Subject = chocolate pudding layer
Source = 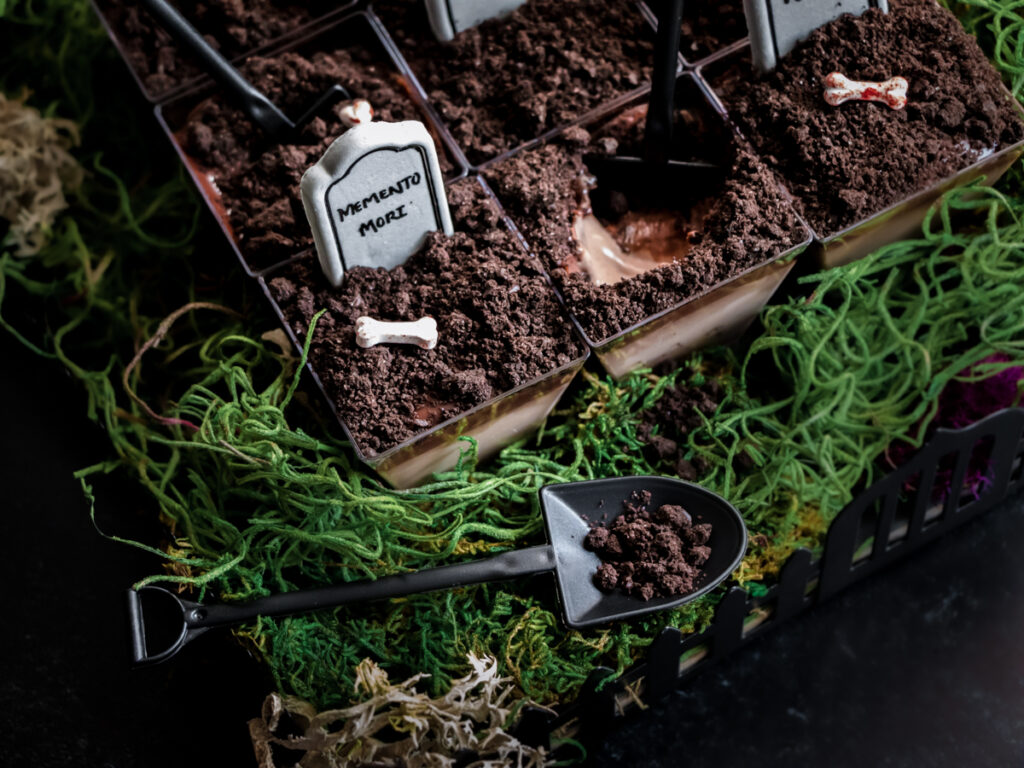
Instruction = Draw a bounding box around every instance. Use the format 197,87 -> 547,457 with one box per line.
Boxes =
97,0 -> 337,98
373,0 -> 655,165
266,178 -> 585,456
178,36 -> 454,271
714,0 -> 1024,237
485,108 -> 806,344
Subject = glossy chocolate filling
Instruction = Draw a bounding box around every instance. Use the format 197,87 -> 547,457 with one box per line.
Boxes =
569,169 -> 711,287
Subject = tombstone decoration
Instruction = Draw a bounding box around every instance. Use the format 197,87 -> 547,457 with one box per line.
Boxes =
743,0 -> 889,72
301,120 -> 453,287
424,0 -> 528,42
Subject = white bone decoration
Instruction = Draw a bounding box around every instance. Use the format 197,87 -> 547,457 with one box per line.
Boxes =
301,120 -> 453,287
743,0 -> 889,72
355,316 -> 439,350
424,0 -> 528,42
338,98 -> 374,128
823,72 -> 908,110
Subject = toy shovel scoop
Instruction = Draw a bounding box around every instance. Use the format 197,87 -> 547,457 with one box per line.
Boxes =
127,476 -> 747,665
590,0 -> 720,190
139,0 -> 349,140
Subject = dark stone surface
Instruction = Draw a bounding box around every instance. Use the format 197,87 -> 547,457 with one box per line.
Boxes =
0,326 -> 269,766
2,325 -> 1022,766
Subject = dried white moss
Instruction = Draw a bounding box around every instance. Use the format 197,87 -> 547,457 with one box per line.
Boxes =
249,654 -> 554,768
0,91 -> 83,256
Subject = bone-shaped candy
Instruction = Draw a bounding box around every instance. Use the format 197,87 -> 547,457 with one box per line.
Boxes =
355,316 -> 438,350
823,72 -> 908,110
338,98 -> 374,128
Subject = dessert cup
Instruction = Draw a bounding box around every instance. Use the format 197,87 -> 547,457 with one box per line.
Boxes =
703,0 -> 1024,268
90,0 -> 357,103
370,0 -> 659,168
486,73 -> 811,379
155,10 -> 466,276
260,176 -> 589,489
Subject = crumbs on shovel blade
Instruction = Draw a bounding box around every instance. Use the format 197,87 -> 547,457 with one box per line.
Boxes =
584,490 -> 712,601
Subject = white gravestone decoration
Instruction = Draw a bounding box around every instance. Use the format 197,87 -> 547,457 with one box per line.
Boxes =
743,0 -> 889,72
301,120 -> 453,287
424,0 -> 528,42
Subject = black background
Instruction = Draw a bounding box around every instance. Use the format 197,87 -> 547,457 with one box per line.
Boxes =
3,328 -> 1024,767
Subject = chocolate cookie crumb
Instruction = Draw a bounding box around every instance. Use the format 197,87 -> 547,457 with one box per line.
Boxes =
676,0 -> 747,63
584,491 -> 712,600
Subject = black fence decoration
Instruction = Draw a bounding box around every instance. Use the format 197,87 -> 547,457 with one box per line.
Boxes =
820,407 -> 1024,600
525,407 -> 1024,753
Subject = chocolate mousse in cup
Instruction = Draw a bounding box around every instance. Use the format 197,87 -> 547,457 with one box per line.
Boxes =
261,177 -> 589,490
155,11 -> 465,276
370,0 -> 657,168
704,0 -> 1024,269
486,73 -> 811,380
91,0 -> 358,103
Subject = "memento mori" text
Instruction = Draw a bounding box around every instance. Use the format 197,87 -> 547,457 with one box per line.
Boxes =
335,172 -> 422,237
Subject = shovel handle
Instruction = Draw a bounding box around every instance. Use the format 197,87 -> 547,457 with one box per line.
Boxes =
204,544 -> 557,625
138,0 -> 294,137
127,545 -> 556,665
645,0 -> 685,167
127,586 -> 210,666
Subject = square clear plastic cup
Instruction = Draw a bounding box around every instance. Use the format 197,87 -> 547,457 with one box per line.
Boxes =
153,9 -> 467,277
487,72 -> 812,380
701,46 -> 1024,269
350,356 -> 586,489
258,176 -> 589,489
584,72 -> 814,381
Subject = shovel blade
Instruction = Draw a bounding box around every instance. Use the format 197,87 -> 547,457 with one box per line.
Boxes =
584,155 -> 724,200
540,476 -> 747,629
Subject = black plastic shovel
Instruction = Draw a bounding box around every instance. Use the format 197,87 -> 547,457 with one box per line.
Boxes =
590,0 -> 720,189
139,0 -> 350,140
128,476 -> 747,666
